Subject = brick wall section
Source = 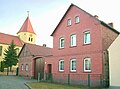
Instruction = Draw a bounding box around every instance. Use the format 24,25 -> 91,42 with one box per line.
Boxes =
18,56 -> 33,77
101,25 -> 119,50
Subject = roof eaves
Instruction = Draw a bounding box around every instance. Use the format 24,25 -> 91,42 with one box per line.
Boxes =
100,21 -> 119,34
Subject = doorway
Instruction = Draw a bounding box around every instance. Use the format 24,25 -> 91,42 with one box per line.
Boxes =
46,64 -> 52,80
34,58 -> 44,79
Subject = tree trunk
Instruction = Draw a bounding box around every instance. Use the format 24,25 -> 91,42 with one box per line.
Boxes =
7,67 -> 9,76
10,66 -> 12,72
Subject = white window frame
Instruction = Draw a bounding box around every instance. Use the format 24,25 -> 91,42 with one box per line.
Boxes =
70,34 -> 76,47
75,16 -> 80,23
59,37 -> 64,48
84,58 -> 91,72
70,59 -> 76,72
25,64 -> 28,71
21,64 -> 24,70
84,31 -> 91,44
59,60 -> 64,72
67,19 -> 71,26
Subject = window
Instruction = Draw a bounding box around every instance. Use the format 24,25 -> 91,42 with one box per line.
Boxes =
75,16 -> 80,23
70,34 -> 76,47
0,46 -> 2,56
25,64 -> 28,71
59,37 -> 64,48
31,38 -> 33,42
70,59 -> 76,72
28,37 -> 31,41
21,64 -> 24,70
84,58 -> 91,72
59,60 -> 64,71
67,19 -> 71,26
84,31 -> 91,44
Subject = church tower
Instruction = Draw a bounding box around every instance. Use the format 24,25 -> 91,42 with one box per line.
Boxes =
17,14 -> 36,44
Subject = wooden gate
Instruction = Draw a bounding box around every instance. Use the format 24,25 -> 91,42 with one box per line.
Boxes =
34,58 -> 44,79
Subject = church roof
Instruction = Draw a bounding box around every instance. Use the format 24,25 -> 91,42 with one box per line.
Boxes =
0,32 -> 23,46
17,16 -> 36,34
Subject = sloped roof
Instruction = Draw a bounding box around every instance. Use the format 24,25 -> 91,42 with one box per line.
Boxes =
0,32 -> 23,46
20,43 -> 52,57
17,16 -> 36,34
51,3 -> 119,36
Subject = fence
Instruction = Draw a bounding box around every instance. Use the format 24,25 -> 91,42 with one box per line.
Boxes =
38,73 -> 103,87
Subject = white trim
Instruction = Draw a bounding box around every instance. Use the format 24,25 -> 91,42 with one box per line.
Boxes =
75,16 -> 80,23
70,34 -> 76,47
59,60 -> 64,72
59,37 -> 65,48
70,59 -> 76,72
67,19 -> 71,26
25,64 -> 28,71
21,64 -> 24,71
84,58 -> 91,72
84,31 -> 91,44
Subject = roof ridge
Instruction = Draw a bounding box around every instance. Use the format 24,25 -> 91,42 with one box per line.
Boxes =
25,43 -> 52,49
0,32 -> 18,38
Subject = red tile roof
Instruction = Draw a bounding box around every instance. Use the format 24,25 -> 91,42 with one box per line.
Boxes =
17,16 -> 36,34
0,32 -> 23,46
20,43 -> 52,57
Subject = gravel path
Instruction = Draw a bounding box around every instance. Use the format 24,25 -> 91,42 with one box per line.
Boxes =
0,75 -> 37,89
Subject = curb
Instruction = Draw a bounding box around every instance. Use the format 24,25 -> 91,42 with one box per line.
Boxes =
24,83 -> 32,89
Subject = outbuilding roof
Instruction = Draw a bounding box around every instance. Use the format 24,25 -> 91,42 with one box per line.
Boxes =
19,43 -> 52,57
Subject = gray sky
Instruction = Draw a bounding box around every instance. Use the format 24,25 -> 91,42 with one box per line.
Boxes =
0,0 -> 120,47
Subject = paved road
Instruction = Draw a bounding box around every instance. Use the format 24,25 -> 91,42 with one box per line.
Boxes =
0,75 -> 37,89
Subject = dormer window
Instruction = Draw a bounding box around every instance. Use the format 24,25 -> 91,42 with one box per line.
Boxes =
67,19 -> 71,26
75,16 -> 80,23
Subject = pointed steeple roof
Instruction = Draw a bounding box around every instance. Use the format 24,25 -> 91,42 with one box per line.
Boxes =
17,16 -> 36,34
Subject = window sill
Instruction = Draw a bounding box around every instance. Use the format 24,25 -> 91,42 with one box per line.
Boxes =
70,70 -> 77,73
75,22 -> 80,24
83,43 -> 91,46
59,48 -> 64,50
59,70 -> 64,73
83,70 -> 91,73
70,46 -> 77,48
67,25 -> 71,27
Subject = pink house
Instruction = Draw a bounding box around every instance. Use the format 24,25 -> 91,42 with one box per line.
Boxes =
44,4 -> 119,86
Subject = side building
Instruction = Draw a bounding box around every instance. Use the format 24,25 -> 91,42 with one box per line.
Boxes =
108,35 -> 120,89
18,43 -> 52,79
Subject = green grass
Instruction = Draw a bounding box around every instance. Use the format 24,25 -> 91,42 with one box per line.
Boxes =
28,82 -> 102,89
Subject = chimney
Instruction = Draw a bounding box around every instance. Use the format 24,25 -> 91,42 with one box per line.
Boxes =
108,22 -> 113,27
43,44 -> 46,47
94,15 -> 99,19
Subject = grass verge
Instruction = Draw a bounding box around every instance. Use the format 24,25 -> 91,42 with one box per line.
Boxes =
27,82 -> 102,89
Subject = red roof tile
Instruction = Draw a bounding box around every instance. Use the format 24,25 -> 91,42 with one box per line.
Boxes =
22,43 -> 52,57
0,32 -> 23,46
17,16 -> 36,34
